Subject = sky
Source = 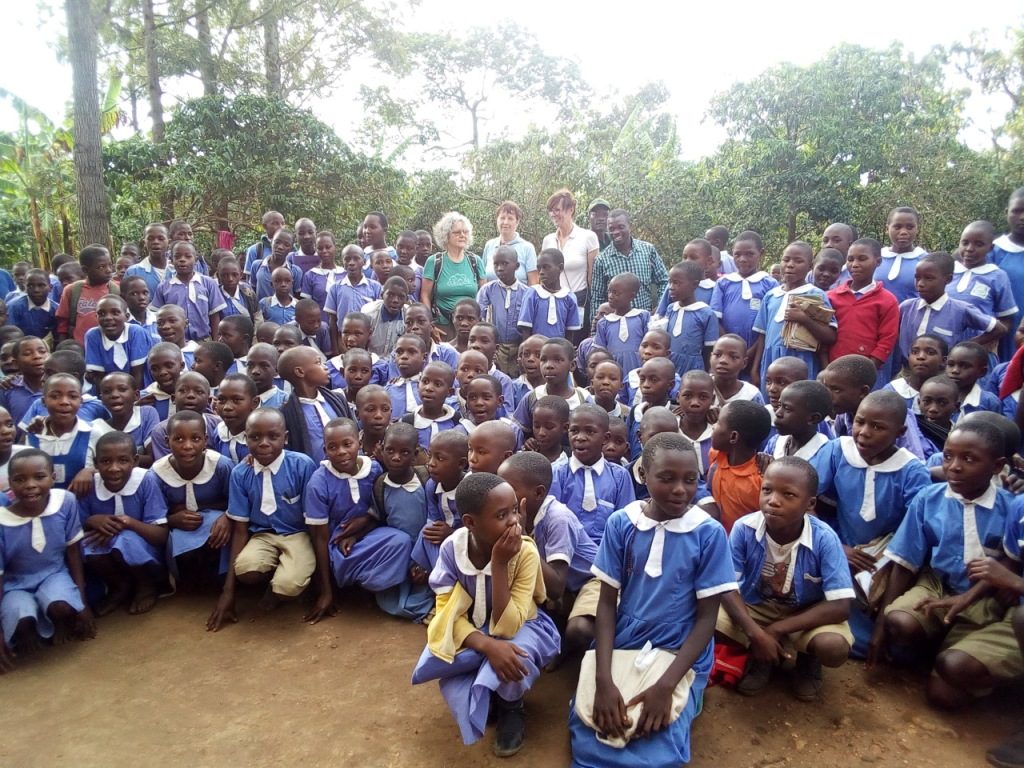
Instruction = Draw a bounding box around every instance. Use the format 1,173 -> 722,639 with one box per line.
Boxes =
0,0 -> 1018,165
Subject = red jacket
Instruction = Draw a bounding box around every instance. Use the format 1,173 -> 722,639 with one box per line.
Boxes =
827,280 -> 899,363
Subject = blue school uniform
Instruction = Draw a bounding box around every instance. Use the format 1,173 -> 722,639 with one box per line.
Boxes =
454,416 -> 523,451
410,528 -> 561,745
18,395 -> 108,434
897,294 -> 996,364
753,283 -> 836,393
875,246 -> 927,304
300,266 -> 347,321
832,409 -> 929,461
625,401 -> 672,461
257,386 -> 289,410
710,271 -> 777,347
384,342 -> 459,380
0,490 -> 86,644
325,275 -> 382,328
411,478 -> 460,572
79,469 -> 167,569
219,285 -> 255,322
510,375 -> 534,409
48,274 -> 63,305
664,300 -> 716,373
764,432 -> 830,463
511,384 -> 592,438
956,382 -> 1002,422
595,310 -> 649,374
886,483 -> 1013,596
731,511 -> 855,608
385,375 -> 422,419
885,377 -> 921,413
1003,500 -> 1024,569
550,456 -> 635,546
372,472 -> 434,621
517,285 -> 582,338
124,257 -> 172,298
948,262 -> 1018,324
90,406 -> 161,452
6,295 -> 57,339
140,383 -> 175,421
531,495 -> 598,594
477,280 -> 527,344
214,421 -> 249,463
253,259 -> 302,303
405,405 -> 460,450
286,320 -> 332,358
619,367 -> 681,407
127,308 -> 161,342
326,351 -> 387,391
84,324 -> 155,378
569,501 -> 737,768
226,450 -> 316,535
151,275 -> 227,340
992,235 -> 1024,359
258,295 -> 297,325
812,436 -> 931,547
292,393 -> 347,463
655,279 -> 718,317
150,450 -> 233,558
0,378 -> 43,432
146,413 -> 223,462
27,419 -> 96,490
304,457 -> 412,592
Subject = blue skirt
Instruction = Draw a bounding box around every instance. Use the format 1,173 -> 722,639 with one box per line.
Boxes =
1,570 -> 84,643
330,526 -> 412,592
84,529 -> 165,570
411,610 -> 561,745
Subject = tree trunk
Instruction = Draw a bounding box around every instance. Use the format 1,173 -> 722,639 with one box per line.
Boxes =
64,0 -> 111,249
195,1 -> 217,96
142,0 -> 174,220
263,7 -> 282,99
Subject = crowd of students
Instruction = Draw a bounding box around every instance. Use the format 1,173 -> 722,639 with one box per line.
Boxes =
1,192 -> 1024,767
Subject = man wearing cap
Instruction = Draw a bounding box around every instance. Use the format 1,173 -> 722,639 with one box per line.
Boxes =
590,208 -> 668,318
588,198 -> 612,251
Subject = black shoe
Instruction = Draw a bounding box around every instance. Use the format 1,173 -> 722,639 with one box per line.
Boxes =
792,652 -> 823,702
493,697 -> 525,757
736,659 -> 773,696
988,732 -> 1024,768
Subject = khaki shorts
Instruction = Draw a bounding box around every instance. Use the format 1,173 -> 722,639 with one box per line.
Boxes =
495,342 -> 521,379
566,577 -> 603,621
716,600 -> 854,653
234,532 -> 315,598
885,570 -> 1024,680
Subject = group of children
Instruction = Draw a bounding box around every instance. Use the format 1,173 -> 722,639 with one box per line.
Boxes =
2,195 -> 1024,767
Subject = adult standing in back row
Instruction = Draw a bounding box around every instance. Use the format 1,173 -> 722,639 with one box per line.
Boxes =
420,212 -> 485,340
590,209 -> 668,319
542,189 -> 599,343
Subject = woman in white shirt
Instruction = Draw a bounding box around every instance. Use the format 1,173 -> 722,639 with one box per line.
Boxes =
541,189 -> 599,342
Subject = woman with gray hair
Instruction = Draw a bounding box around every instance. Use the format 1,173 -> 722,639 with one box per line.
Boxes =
420,212 -> 486,338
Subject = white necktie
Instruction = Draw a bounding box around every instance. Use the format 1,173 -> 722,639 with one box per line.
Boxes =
472,573 -> 487,628
103,331 -> 129,369
860,467 -> 878,522
671,303 -> 685,337
184,479 -> 198,511
582,466 -> 597,512
915,301 -> 935,337
947,489 -> 986,562
956,268 -> 973,293
229,293 -> 250,317
547,293 -> 557,325
404,378 -> 418,412
299,395 -> 331,428
773,291 -> 790,323
740,278 -> 753,301
439,489 -> 456,526
618,316 -> 629,343
31,517 -> 46,553
503,284 -> 512,310
180,276 -> 197,303
217,423 -> 242,463
327,462 -> 362,504
253,461 -> 277,515
645,523 -> 667,578
887,254 -> 904,281
304,335 -> 322,355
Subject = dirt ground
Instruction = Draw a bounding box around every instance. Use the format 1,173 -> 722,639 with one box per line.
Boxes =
1,589 -> 1020,768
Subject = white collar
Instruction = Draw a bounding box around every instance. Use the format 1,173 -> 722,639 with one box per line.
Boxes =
269,295 -> 294,307
412,404 -> 456,428
94,467 -> 147,502
142,382 -> 173,400
383,473 -> 423,493
698,278 -> 716,290
498,280 -> 523,291
534,384 -> 585,410
100,325 -> 130,350
310,266 -> 345,276
944,483 -> 998,510
151,450 -> 221,486
534,284 -> 572,300
0,489 -> 67,526
995,234 -> 1024,253
340,274 -> 369,287
882,246 -> 927,259
534,495 -> 557,527
722,271 -> 768,284
963,382 -> 983,408
257,388 -> 284,405
773,432 -> 829,460
850,280 -> 879,296
136,257 -> 169,274
451,525 -> 491,576
182,340 -> 200,354
320,455 -> 372,481
622,498 -> 710,533
890,378 -> 918,399
741,511 -> 815,550
838,436 -> 916,472
216,421 -> 245,443
253,452 -> 286,476
569,455 -> 606,476
915,293 -> 949,312
170,273 -> 201,286
102,406 -> 143,434
671,300 -> 709,312
954,262 -> 997,276
606,308 -> 644,321
36,418 -> 91,443
769,282 -> 816,298
27,296 -> 54,310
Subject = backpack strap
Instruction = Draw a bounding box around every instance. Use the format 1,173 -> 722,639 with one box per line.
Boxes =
67,280 -> 84,331
372,473 -> 386,519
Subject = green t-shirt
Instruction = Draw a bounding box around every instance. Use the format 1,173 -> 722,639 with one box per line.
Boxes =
424,253 -> 479,323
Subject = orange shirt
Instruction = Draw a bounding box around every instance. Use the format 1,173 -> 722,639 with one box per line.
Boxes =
708,448 -> 763,533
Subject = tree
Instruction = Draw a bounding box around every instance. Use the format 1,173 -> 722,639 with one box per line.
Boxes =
65,0 -> 111,248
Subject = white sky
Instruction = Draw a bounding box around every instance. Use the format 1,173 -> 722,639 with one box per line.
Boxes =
0,0 -> 1018,165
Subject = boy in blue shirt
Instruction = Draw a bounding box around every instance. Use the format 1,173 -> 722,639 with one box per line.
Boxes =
278,346 -> 351,463
208,408 -> 317,630
876,420 -> 1021,710
518,248 -> 581,340
550,403 -> 635,546
151,242 -> 226,342
385,334 -> 428,419
662,260 -> 717,373
947,341 -> 1002,421
710,230 -> 777,367
7,269 -> 56,341
476,245 -> 526,376
594,273 -> 648,374
717,457 -> 854,701
84,295 -> 154,390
